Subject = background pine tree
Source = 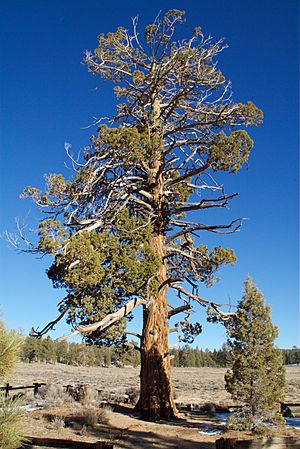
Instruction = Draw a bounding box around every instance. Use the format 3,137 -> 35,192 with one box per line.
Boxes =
225,278 -> 286,432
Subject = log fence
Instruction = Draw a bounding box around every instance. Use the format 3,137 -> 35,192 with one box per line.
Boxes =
0,382 -> 46,398
281,403 -> 300,418
215,437 -> 300,449
22,436 -> 113,449
1,383 -> 299,417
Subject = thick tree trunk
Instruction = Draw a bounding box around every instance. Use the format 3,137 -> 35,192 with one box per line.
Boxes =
136,233 -> 178,421
134,93 -> 177,420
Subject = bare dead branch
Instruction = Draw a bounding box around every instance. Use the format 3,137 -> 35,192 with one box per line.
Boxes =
167,163 -> 209,186
168,304 -> 192,318
125,331 -> 142,339
169,193 -> 238,215
29,309 -> 67,338
56,297 -> 146,342
166,219 -> 242,242
170,283 -> 235,321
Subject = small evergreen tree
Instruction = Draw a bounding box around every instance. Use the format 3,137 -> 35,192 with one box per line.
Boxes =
104,347 -> 112,367
40,336 -> 57,363
225,278 -> 285,432
0,321 -> 27,449
56,340 -> 69,364
20,337 -> 38,363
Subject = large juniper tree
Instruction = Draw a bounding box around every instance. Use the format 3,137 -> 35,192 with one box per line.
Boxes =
17,10 -> 262,420
225,278 -> 285,432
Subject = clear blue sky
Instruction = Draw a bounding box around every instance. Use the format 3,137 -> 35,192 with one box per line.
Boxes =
0,0 -> 298,349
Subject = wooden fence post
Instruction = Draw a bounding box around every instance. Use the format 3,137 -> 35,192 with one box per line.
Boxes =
216,437 -> 237,449
33,383 -> 39,397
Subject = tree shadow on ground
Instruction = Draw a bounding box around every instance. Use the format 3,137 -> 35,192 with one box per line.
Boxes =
108,403 -> 135,416
111,403 -> 223,431
43,404 -> 220,449
85,404 -> 219,449
88,425 -> 216,449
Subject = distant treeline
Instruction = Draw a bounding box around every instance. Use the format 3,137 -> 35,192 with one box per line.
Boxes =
19,336 -> 300,367
282,347 -> 300,365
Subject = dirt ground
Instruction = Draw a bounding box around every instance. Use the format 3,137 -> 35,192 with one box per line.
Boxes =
6,363 -> 300,448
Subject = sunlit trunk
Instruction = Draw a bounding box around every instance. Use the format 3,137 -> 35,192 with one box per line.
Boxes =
134,94 -> 177,421
136,234 -> 177,421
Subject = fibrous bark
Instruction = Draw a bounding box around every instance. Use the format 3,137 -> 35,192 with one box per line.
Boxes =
138,235 -> 177,420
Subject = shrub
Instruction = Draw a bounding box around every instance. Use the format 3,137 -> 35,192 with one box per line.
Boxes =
41,384 -> 74,405
0,322 -> 23,379
82,407 -> 98,427
99,405 -> 113,422
78,385 -> 98,406
0,395 -> 28,449
51,415 -> 65,430
65,384 -> 98,405
200,402 -> 216,416
80,406 -> 111,427
0,322 -> 27,449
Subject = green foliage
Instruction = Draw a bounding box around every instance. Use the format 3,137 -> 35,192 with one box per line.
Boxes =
46,210 -> 160,345
144,10 -> 185,44
21,173 -> 72,208
168,244 -> 236,289
91,125 -> 147,164
225,278 -> 286,432
170,171 -> 193,203
0,322 -> 22,379
208,130 -> 254,173
0,322 -> 26,449
38,220 -> 67,255
0,397 -> 28,449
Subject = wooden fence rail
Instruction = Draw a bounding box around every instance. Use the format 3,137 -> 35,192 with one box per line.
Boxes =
22,436 -> 113,449
216,437 -> 300,449
0,382 -> 46,398
177,402 -> 300,417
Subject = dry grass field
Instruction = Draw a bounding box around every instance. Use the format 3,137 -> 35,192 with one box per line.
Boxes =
5,363 -> 300,449
9,362 -> 300,404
